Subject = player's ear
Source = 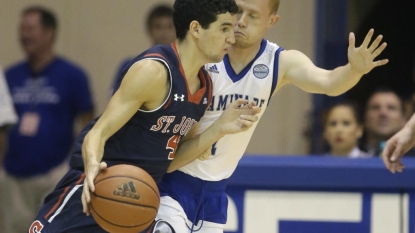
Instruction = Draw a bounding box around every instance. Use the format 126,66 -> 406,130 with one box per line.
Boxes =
267,14 -> 279,28
189,20 -> 201,39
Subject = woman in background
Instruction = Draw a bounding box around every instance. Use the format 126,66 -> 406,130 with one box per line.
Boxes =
323,102 -> 370,158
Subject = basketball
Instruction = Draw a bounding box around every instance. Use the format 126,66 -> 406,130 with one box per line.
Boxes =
90,164 -> 160,233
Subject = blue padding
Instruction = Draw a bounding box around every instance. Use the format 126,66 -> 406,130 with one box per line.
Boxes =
227,156 -> 415,190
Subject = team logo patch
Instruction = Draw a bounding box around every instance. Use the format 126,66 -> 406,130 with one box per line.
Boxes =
253,64 -> 269,79
113,181 -> 140,200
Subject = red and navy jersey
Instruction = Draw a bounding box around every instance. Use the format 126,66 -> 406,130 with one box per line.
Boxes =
70,43 -> 212,182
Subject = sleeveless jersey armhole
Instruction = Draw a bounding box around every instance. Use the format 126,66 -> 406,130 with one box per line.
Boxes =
131,58 -> 173,113
268,47 -> 284,105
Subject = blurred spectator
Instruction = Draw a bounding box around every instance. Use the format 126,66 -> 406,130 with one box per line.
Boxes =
362,87 -> 413,156
0,66 -> 18,161
323,102 -> 370,158
145,4 -> 176,46
1,6 -> 94,233
111,4 -> 175,93
0,66 -> 18,231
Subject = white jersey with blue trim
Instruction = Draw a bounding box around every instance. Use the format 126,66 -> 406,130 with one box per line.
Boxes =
179,39 -> 283,181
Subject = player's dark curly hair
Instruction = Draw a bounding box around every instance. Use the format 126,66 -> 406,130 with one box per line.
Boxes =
173,0 -> 238,41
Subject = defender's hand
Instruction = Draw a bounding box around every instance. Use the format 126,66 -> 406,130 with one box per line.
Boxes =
215,99 -> 261,135
348,29 -> 388,75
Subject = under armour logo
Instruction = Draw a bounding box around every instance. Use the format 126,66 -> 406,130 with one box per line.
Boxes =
113,181 -> 140,200
174,94 -> 185,101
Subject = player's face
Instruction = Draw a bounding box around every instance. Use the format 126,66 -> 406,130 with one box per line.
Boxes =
324,106 -> 362,155
149,16 -> 176,45
19,12 -> 54,57
198,13 -> 236,63
365,93 -> 405,138
233,0 -> 279,49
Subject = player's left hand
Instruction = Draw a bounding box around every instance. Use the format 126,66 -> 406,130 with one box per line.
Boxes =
81,158 -> 107,216
214,99 -> 261,135
348,29 -> 389,75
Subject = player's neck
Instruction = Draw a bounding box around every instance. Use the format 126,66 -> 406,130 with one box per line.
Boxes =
175,40 -> 204,83
227,42 -> 261,74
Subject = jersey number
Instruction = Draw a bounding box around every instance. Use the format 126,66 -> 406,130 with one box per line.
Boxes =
167,135 -> 181,160
29,221 -> 44,233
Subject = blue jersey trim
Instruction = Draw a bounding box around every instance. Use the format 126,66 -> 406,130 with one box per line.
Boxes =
223,39 -> 267,83
268,47 -> 284,105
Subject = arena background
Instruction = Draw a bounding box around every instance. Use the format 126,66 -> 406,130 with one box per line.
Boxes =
0,0 -> 315,155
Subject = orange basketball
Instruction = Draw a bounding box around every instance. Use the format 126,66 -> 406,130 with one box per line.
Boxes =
90,164 -> 160,233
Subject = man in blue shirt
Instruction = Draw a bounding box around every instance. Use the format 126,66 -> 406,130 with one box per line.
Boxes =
1,6 -> 94,233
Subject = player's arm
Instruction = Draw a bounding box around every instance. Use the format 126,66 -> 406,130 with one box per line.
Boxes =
81,60 -> 169,215
276,29 -> 388,96
167,99 -> 260,172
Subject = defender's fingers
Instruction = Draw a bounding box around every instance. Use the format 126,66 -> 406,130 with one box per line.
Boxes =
373,59 -> 389,67
240,115 -> 259,123
368,35 -> 383,53
371,42 -> 387,58
238,119 -> 254,129
231,99 -> 249,108
348,32 -> 356,49
361,29 -> 374,48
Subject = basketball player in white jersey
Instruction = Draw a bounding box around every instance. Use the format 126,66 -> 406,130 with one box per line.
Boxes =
156,0 -> 389,232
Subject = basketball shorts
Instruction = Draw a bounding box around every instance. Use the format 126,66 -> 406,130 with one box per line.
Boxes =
156,171 -> 228,233
29,168 -> 106,233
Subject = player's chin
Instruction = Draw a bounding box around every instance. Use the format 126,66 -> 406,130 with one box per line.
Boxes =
210,54 -> 223,63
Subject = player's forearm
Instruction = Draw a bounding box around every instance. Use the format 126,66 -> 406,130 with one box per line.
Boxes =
82,129 -> 107,165
167,123 -> 224,173
324,64 -> 363,96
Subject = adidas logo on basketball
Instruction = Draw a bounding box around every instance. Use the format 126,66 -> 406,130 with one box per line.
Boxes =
113,181 -> 140,200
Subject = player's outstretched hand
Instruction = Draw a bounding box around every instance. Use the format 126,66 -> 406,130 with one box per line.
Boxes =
214,99 -> 261,135
382,127 -> 415,173
81,154 -> 107,216
348,29 -> 389,75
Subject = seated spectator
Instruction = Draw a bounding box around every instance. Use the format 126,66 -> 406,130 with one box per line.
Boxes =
323,102 -> 370,158
362,87 -> 415,156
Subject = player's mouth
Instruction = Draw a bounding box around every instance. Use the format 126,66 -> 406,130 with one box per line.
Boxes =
234,31 -> 245,36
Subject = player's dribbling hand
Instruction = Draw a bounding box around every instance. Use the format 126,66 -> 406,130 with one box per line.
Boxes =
348,29 -> 389,75
81,160 -> 107,216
